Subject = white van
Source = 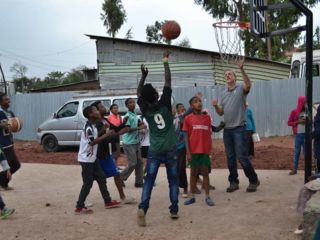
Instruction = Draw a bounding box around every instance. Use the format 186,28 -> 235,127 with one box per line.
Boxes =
290,49 -> 320,78
37,94 -> 141,152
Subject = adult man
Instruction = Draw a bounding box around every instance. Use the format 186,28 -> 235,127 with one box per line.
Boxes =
212,60 -> 259,192
0,93 -> 21,190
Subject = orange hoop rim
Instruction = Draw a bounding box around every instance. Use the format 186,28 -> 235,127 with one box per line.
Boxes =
212,21 -> 250,29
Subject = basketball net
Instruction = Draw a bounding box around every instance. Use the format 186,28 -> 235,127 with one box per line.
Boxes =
212,21 -> 250,65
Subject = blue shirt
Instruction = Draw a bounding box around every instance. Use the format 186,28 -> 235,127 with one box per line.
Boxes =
123,111 -> 140,145
246,108 -> 256,132
0,107 -> 15,148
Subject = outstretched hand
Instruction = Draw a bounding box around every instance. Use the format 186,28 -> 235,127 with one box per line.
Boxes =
238,58 -> 245,70
141,64 -> 148,77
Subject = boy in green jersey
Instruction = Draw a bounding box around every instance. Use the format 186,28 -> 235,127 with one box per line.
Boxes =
136,51 -> 179,227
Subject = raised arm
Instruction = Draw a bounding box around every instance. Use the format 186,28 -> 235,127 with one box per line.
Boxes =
163,51 -> 171,88
137,64 -> 148,97
239,59 -> 251,93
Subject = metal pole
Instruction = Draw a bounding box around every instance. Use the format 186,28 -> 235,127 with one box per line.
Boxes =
290,0 -> 313,183
0,64 -> 7,94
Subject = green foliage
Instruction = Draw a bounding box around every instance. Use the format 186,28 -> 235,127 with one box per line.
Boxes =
101,0 -> 127,38
146,21 -> 171,44
194,0 -> 320,61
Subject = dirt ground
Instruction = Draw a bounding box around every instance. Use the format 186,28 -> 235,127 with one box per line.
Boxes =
16,136 -> 303,170
0,164 -> 303,240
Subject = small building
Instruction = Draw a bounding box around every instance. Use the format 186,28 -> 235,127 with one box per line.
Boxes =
87,34 -> 291,90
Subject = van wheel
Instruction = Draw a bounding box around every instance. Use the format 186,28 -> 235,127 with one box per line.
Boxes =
42,135 -> 59,152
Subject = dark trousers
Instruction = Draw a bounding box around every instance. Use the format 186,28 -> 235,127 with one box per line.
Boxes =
314,138 -> 320,173
0,147 -> 21,188
0,194 -> 5,210
223,126 -> 258,184
245,130 -> 255,157
76,161 -> 111,209
139,148 -> 179,214
177,148 -> 188,189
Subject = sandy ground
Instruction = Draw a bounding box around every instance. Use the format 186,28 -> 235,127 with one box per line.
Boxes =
0,163 -> 304,240
15,136 -> 304,170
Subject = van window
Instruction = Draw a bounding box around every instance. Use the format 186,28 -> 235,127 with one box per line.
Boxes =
82,100 -> 111,109
57,102 -> 79,118
113,98 -> 141,115
313,64 -> 320,77
291,60 -> 300,78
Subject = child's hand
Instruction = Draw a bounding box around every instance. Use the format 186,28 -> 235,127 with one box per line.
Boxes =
7,170 -> 12,180
122,116 -> 129,124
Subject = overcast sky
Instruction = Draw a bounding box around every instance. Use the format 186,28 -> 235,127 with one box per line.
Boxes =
0,0 -> 319,80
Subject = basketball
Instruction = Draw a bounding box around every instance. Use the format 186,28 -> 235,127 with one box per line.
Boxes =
8,117 -> 23,133
161,20 -> 181,40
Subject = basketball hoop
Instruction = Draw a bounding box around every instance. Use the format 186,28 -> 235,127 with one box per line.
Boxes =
212,21 -> 250,64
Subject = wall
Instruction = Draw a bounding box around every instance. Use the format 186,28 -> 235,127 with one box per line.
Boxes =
8,77 -> 320,141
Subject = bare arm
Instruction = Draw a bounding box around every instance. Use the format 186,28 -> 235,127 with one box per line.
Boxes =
89,130 -> 116,146
239,59 -> 251,93
137,64 -> 148,97
163,51 -> 171,88
184,132 -> 191,162
212,100 -> 224,116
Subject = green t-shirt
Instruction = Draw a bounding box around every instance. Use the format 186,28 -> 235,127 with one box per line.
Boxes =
138,86 -> 177,153
122,111 -> 139,145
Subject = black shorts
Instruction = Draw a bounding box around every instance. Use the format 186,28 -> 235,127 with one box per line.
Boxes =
141,146 -> 149,159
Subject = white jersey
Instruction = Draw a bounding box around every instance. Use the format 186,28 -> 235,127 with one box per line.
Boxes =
78,122 -> 98,163
140,118 -> 150,147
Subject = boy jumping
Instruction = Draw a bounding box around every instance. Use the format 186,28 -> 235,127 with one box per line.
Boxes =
137,51 -> 179,226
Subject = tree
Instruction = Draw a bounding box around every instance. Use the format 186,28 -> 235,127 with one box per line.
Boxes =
10,62 -> 27,79
125,27 -> 133,39
175,38 -> 192,48
194,0 -> 320,61
101,0 -> 127,38
146,21 -> 171,44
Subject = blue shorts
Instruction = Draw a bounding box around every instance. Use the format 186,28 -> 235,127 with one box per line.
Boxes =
98,155 -> 120,178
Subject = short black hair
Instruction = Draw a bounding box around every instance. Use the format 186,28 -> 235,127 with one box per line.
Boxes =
90,101 -> 102,109
125,98 -> 134,106
83,106 -> 95,119
140,84 -> 158,103
0,92 -> 7,102
189,96 -> 200,105
110,104 -> 118,111
176,103 -> 184,110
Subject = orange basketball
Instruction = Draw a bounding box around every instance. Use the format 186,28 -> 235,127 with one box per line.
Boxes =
161,20 -> 181,40
8,117 -> 23,133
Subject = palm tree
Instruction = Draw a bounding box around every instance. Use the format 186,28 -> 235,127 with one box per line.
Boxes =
101,0 -> 127,38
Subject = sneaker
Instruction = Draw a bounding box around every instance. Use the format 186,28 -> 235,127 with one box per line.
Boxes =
184,197 -> 196,205
137,209 -> 146,227
246,180 -> 260,193
0,207 -> 15,219
74,207 -> 93,215
289,170 -> 297,175
85,202 -> 93,208
105,200 -> 121,209
294,223 -> 304,235
226,182 -> 239,193
205,196 -> 215,207
121,196 -> 136,204
170,212 -> 179,219
0,186 -> 14,191
135,183 -> 144,188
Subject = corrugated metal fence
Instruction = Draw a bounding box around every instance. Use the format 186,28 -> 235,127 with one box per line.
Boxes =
9,77 -> 320,141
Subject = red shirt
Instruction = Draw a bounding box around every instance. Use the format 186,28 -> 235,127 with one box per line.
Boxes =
107,114 -> 122,127
182,113 -> 212,154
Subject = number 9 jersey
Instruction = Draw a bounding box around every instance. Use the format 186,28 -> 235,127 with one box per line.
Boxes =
138,87 -> 177,153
